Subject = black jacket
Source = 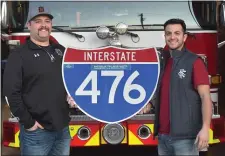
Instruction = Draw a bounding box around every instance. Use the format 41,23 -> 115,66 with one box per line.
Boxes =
153,48 -> 203,139
3,38 -> 70,130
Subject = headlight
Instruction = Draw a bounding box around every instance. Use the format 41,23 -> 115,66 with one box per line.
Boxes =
102,123 -> 125,144
96,26 -> 110,39
115,22 -> 128,35
108,34 -> 121,46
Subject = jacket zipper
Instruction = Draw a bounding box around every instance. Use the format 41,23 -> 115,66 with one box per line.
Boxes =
169,58 -> 179,136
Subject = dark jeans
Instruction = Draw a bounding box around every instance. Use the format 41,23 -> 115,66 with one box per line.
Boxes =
158,134 -> 199,156
19,125 -> 71,156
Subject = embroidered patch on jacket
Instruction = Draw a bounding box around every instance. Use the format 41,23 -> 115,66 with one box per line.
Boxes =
55,48 -> 63,56
178,69 -> 186,79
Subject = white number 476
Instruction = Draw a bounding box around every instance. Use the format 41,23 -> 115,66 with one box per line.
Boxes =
75,70 -> 146,104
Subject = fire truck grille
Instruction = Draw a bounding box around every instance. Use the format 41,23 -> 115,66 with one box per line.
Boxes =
70,114 -> 155,121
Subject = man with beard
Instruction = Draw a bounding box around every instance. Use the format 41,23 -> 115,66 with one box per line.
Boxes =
3,6 -> 71,156
153,19 -> 212,155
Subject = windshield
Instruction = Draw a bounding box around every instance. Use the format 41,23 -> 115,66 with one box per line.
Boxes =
27,1 -> 200,29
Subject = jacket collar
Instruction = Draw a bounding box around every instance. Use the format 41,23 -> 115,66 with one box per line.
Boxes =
26,37 -> 55,50
170,47 -> 186,59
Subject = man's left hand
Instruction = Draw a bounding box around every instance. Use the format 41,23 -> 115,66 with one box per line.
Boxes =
195,126 -> 209,150
67,95 -> 77,108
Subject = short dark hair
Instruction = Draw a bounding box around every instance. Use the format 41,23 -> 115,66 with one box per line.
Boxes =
164,18 -> 186,33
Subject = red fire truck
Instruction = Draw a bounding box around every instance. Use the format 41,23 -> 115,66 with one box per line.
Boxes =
1,1 -> 225,148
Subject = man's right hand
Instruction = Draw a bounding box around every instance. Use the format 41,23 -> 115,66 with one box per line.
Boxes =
26,121 -> 44,131
138,102 -> 152,114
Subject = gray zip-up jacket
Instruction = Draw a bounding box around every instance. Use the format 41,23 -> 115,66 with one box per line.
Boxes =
153,48 -> 203,139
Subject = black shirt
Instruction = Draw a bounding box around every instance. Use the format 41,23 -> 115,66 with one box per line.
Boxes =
3,38 -> 70,130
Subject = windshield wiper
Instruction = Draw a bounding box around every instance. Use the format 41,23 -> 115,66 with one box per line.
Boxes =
70,25 -> 116,30
52,26 -> 85,42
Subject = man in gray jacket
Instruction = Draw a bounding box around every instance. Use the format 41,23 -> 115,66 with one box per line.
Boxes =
153,18 -> 212,155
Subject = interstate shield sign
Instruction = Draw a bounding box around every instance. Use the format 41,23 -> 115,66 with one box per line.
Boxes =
62,46 -> 160,123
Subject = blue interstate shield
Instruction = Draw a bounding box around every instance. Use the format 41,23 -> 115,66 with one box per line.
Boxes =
62,46 -> 160,123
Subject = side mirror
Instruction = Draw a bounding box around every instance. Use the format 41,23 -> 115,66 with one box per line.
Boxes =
1,1 -> 9,30
220,2 -> 225,26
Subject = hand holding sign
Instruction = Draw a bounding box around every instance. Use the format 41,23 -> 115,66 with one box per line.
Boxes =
67,95 -> 77,108
137,102 -> 152,114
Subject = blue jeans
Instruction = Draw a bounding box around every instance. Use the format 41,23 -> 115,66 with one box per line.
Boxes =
158,134 -> 199,156
19,125 -> 71,156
